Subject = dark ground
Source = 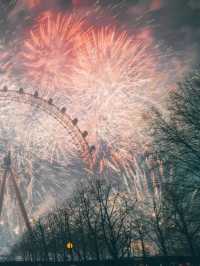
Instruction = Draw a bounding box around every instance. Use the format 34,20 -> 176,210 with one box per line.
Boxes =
0,257 -> 200,266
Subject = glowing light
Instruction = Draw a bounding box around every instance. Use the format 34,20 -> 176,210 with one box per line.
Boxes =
14,226 -> 20,235
66,241 -> 74,250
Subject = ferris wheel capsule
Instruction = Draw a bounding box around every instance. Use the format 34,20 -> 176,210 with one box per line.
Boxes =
34,91 -> 39,98
72,118 -> 78,126
3,86 -> 8,92
82,131 -> 88,138
19,88 -> 24,94
89,145 -> 96,153
48,98 -> 53,105
61,107 -> 66,114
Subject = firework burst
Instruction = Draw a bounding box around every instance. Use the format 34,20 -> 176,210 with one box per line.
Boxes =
69,26 -> 158,157
19,11 -> 84,94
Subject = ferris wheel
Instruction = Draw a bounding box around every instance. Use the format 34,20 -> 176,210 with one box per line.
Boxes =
0,86 -> 95,239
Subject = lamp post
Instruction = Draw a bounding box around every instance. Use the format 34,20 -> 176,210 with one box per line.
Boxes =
65,241 -> 74,261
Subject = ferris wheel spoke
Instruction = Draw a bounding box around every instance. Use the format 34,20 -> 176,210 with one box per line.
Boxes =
10,169 -> 32,233
0,169 -> 8,220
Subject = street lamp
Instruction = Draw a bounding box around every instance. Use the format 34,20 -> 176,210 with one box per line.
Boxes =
65,241 -> 74,250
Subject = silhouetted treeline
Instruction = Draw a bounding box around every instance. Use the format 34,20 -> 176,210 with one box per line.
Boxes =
11,177 -> 200,262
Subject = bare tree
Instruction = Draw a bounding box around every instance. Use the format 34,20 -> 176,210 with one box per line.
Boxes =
89,178 -> 133,260
163,182 -> 200,257
150,72 -> 200,256
152,75 -> 200,188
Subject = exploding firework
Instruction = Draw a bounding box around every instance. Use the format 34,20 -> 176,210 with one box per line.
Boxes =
19,11 -> 84,95
68,26 -> 160,169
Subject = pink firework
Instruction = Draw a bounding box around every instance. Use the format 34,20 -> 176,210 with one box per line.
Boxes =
19,11 -> 84,93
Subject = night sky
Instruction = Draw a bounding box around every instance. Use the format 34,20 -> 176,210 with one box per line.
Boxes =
1,0 -> 198,67
121,0 -> 200,62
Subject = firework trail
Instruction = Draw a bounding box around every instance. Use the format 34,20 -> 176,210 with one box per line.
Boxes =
0,51 -> 12,73
0,46 -> 15,81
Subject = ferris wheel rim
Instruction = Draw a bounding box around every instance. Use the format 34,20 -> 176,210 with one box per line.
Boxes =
0,86 -> 94,169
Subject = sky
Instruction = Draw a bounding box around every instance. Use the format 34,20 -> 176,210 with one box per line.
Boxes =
119,0 -> 200,56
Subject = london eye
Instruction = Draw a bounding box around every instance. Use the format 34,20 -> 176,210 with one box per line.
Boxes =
0,86 -> 94,251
